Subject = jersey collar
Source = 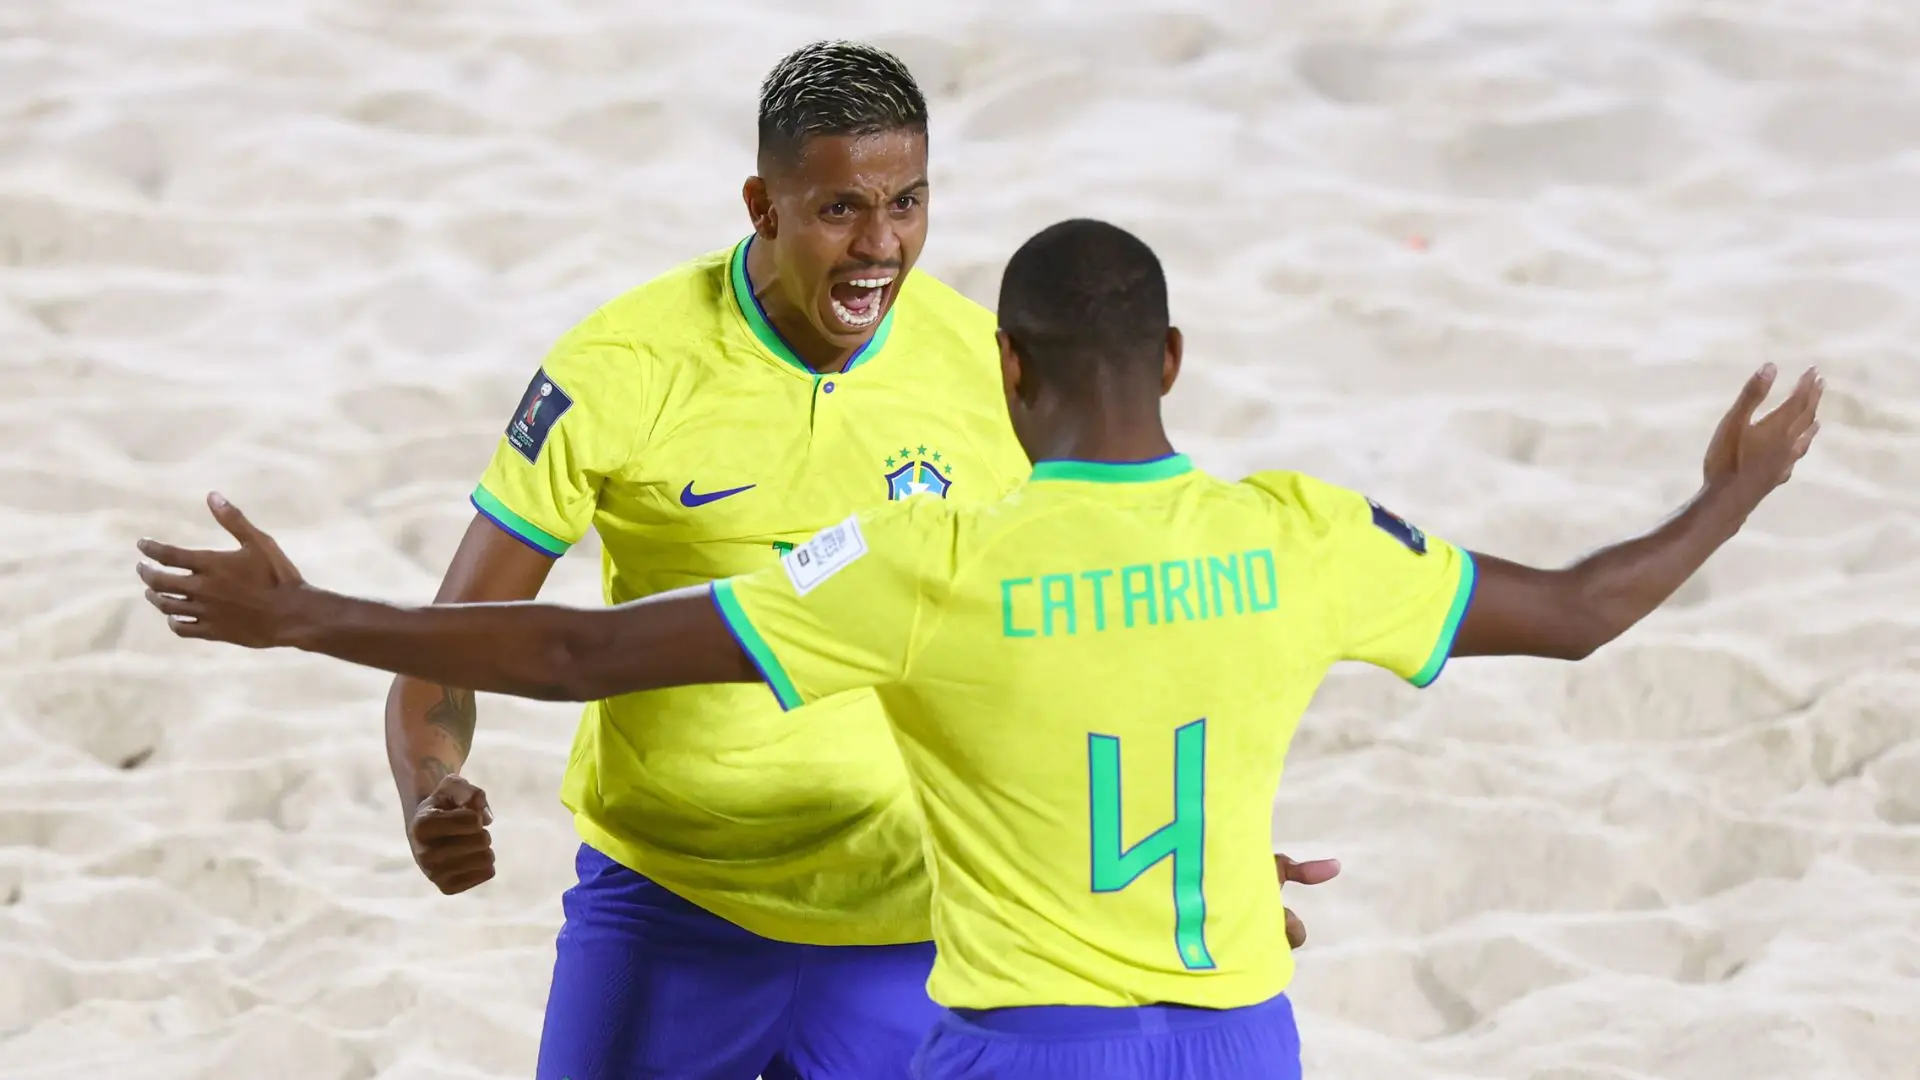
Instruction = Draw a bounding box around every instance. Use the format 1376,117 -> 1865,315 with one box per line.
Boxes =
728,236 -> 895,375
1029,453 -> 1194,484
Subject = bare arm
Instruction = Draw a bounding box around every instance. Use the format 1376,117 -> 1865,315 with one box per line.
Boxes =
1452,364 -> 1822,662
387,515 -> 556,814
287,581 -> 757,700
137,495 -> 758,702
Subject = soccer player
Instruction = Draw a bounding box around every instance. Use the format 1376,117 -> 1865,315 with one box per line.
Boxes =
372,38 -> 1335,1079
137,218 -> 1823,1078
387,39 -> 1023,1078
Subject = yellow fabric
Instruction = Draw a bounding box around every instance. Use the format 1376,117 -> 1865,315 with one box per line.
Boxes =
473,237 -> 1030,944
717,458 -> 1476,1006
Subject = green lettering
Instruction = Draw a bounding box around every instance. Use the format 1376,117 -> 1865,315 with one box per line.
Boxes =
1121,564 -> 1158,628
1193,557 -> 1209,619
1208,554 -> 1244,616
1245,548 -> 1278,613
1041,573 -> 1078,637
1001,577 -> 1036,638
1087,719 -> 1215,971
1161,559 -> 1196,623
1081,568 -> 1113,632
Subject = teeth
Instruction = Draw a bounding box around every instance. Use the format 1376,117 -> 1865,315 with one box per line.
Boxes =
846,276 -> 894,289
832,298 -> 883,327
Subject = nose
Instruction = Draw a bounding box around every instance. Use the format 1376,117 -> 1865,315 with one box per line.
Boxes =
847,210 -> 901,267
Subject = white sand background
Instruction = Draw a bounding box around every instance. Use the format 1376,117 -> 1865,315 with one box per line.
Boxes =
3,0 -> 1918,1076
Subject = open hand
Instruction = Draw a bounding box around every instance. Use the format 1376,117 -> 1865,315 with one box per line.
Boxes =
410,773 -> 497,894
1702,364 -> 1823,500
137,492 -> 308,648
1276,853 -> 1341,949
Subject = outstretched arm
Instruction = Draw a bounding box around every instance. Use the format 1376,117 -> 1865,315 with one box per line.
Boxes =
1453,364 -> 1823,661
137,496 -> 758,701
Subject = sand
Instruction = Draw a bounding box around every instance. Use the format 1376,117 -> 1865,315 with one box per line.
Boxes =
3,1 -> 1918,1077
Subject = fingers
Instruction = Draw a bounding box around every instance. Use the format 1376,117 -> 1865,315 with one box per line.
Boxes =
1724,363 -> 1777,429
427,774 -> 485,810
1277,853 -> 1337,951
143,587 -> 203,620
415,831 -> 493,862
411,806 -> 487,840
419,845 -> 496,895
410,798 -> 496,895
434,862 -> 497,895
136,538 -> 213,574
1765,366 -> 1821,422
137,561 -> 201,598
207,492 -> 303,582
1790,369 -> 1824,431
207,492 -> 265,550
1278,855 -> 1342,887
426,775 -> 496,826
1794,420 -> 1821,458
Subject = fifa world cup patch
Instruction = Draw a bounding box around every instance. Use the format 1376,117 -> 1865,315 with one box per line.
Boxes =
506,368 -> 574,464
783,515 -> 868,596
1367,498 -> 1428,555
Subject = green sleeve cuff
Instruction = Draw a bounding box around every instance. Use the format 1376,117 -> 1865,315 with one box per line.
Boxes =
471,485 -> 571,557
710,579 -> 805,711
1409,550 -> 1477,688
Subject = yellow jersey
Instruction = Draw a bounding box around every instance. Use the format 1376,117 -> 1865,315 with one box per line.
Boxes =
472,237 -> 1031,944
715,455 -> 1476,1007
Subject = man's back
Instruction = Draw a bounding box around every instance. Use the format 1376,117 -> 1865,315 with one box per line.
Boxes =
718,454 -> 1475,1009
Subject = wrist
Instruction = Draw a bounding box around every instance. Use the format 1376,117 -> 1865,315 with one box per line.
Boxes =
273,584 -> 335,649
1700,473 -> 1763,514
1695,478 -> 1760,539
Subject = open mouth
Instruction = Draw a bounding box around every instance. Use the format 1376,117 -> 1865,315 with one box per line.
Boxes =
828,274 -> 896,330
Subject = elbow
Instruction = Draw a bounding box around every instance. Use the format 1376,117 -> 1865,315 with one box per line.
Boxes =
1555,569 -> 1624,661
545,644 -> 608,702
1553,635 -> 1602,662
536,619 -> 630,702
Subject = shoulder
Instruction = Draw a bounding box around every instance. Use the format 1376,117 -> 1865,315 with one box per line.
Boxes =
854,493 -> 964,554
890,269 -> 997,352
1235,470 -> 1368,534
538,244 -> 737,394
1238,469 -> 1437,557
592,244 -> 734,339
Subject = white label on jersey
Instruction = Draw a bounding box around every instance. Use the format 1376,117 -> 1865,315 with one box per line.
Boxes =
782,515 -> 868,596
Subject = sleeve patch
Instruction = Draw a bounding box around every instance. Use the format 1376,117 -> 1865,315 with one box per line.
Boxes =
782,515 -> 867,596
1367,498 -> 1428,555
506,368 -> 575,464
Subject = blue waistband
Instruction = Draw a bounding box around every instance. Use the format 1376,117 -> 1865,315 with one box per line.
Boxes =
948,991 -> 1292,1036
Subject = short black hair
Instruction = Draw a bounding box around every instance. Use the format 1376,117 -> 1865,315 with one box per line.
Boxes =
757,40 -> 929,171
998,219 -> 1170,395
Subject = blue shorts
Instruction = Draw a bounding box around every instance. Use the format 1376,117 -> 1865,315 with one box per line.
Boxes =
911,992 -> 1302,1080
536,843 -> 941,1080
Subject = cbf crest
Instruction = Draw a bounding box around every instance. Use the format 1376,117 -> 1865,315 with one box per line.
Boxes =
883,444 -> 953,501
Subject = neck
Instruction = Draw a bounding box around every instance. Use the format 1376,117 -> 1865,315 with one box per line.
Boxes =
1026,398 -> 1176,465
745,237 -> 859,374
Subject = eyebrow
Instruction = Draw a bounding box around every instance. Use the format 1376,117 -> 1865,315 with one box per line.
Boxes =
829,178 -> 929,204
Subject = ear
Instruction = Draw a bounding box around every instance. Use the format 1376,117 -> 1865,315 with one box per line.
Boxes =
997,329 -> 1024,401
743,176 -> 776,239
1161,326 -> 1184,396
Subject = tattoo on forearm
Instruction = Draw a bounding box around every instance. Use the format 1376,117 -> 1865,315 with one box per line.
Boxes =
424,687 -> 477,757
419,755 -> 453,789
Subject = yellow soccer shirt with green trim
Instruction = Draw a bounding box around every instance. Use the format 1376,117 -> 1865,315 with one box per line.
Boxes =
713,456 -> 1477,1007
472,236 -> 1030,945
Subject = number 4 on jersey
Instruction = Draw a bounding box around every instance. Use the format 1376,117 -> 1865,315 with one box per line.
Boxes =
1088,718 -> 1216,971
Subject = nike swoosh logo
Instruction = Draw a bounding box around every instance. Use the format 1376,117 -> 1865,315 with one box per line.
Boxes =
680,481 -> 756,508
